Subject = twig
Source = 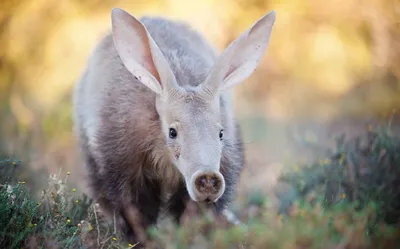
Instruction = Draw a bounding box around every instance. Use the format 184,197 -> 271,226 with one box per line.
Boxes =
93,203 -> 101,247
131,242 -> 141,248
100,235 -> 112,249
113,209 -> 117,235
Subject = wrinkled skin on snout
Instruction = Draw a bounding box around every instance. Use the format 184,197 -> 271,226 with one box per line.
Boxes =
156,90 -> 226,202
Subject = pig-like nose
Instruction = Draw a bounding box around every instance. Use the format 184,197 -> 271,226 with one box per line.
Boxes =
190,171 -> 225,202
195,174 -> 221,194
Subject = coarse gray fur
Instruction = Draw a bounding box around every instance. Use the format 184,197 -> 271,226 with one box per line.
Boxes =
72,8 -> 276,245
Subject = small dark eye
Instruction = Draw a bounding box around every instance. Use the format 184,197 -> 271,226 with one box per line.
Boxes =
219,129 -> 224,140
169,128 -> 177,139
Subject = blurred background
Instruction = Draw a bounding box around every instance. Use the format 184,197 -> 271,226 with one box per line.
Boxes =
1,0 -> 399,202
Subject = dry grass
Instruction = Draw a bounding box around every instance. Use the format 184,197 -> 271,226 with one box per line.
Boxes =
1,123 -> 400,248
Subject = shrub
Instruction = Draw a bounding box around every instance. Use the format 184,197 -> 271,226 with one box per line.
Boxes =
1,124 -> 400,248
278,124 -> 400,229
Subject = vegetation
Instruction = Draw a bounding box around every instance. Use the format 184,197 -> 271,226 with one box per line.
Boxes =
279,121 -> 400,225
1,1 -> 399,247
1,124 -> 399,249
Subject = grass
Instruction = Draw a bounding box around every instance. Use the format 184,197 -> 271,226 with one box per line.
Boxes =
278,123 -> 400,226
0,124 -> 400,249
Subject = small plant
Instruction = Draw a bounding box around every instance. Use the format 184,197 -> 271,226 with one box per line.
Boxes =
1,123 -> 400,248
145,195 -> 400,249
278,123 -> 400,229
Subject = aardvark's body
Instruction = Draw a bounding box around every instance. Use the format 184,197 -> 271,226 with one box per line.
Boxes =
73,8 -> 276,245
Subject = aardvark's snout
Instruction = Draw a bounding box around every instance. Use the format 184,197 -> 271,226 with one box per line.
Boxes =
189,170 -> 225,202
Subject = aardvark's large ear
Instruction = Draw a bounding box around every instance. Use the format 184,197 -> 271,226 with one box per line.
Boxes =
202,11 -> 276,94
111,8 -> 178,95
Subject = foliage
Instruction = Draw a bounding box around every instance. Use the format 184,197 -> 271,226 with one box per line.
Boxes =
1,125 -> 400,249
279,123 -> 400,227
0,175 -> 399,249
147,199 -> 400,249
0,164 -> 94,249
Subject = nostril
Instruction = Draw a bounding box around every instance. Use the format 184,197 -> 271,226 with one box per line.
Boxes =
200,176 -> 207,187
210,177 -> 217,187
